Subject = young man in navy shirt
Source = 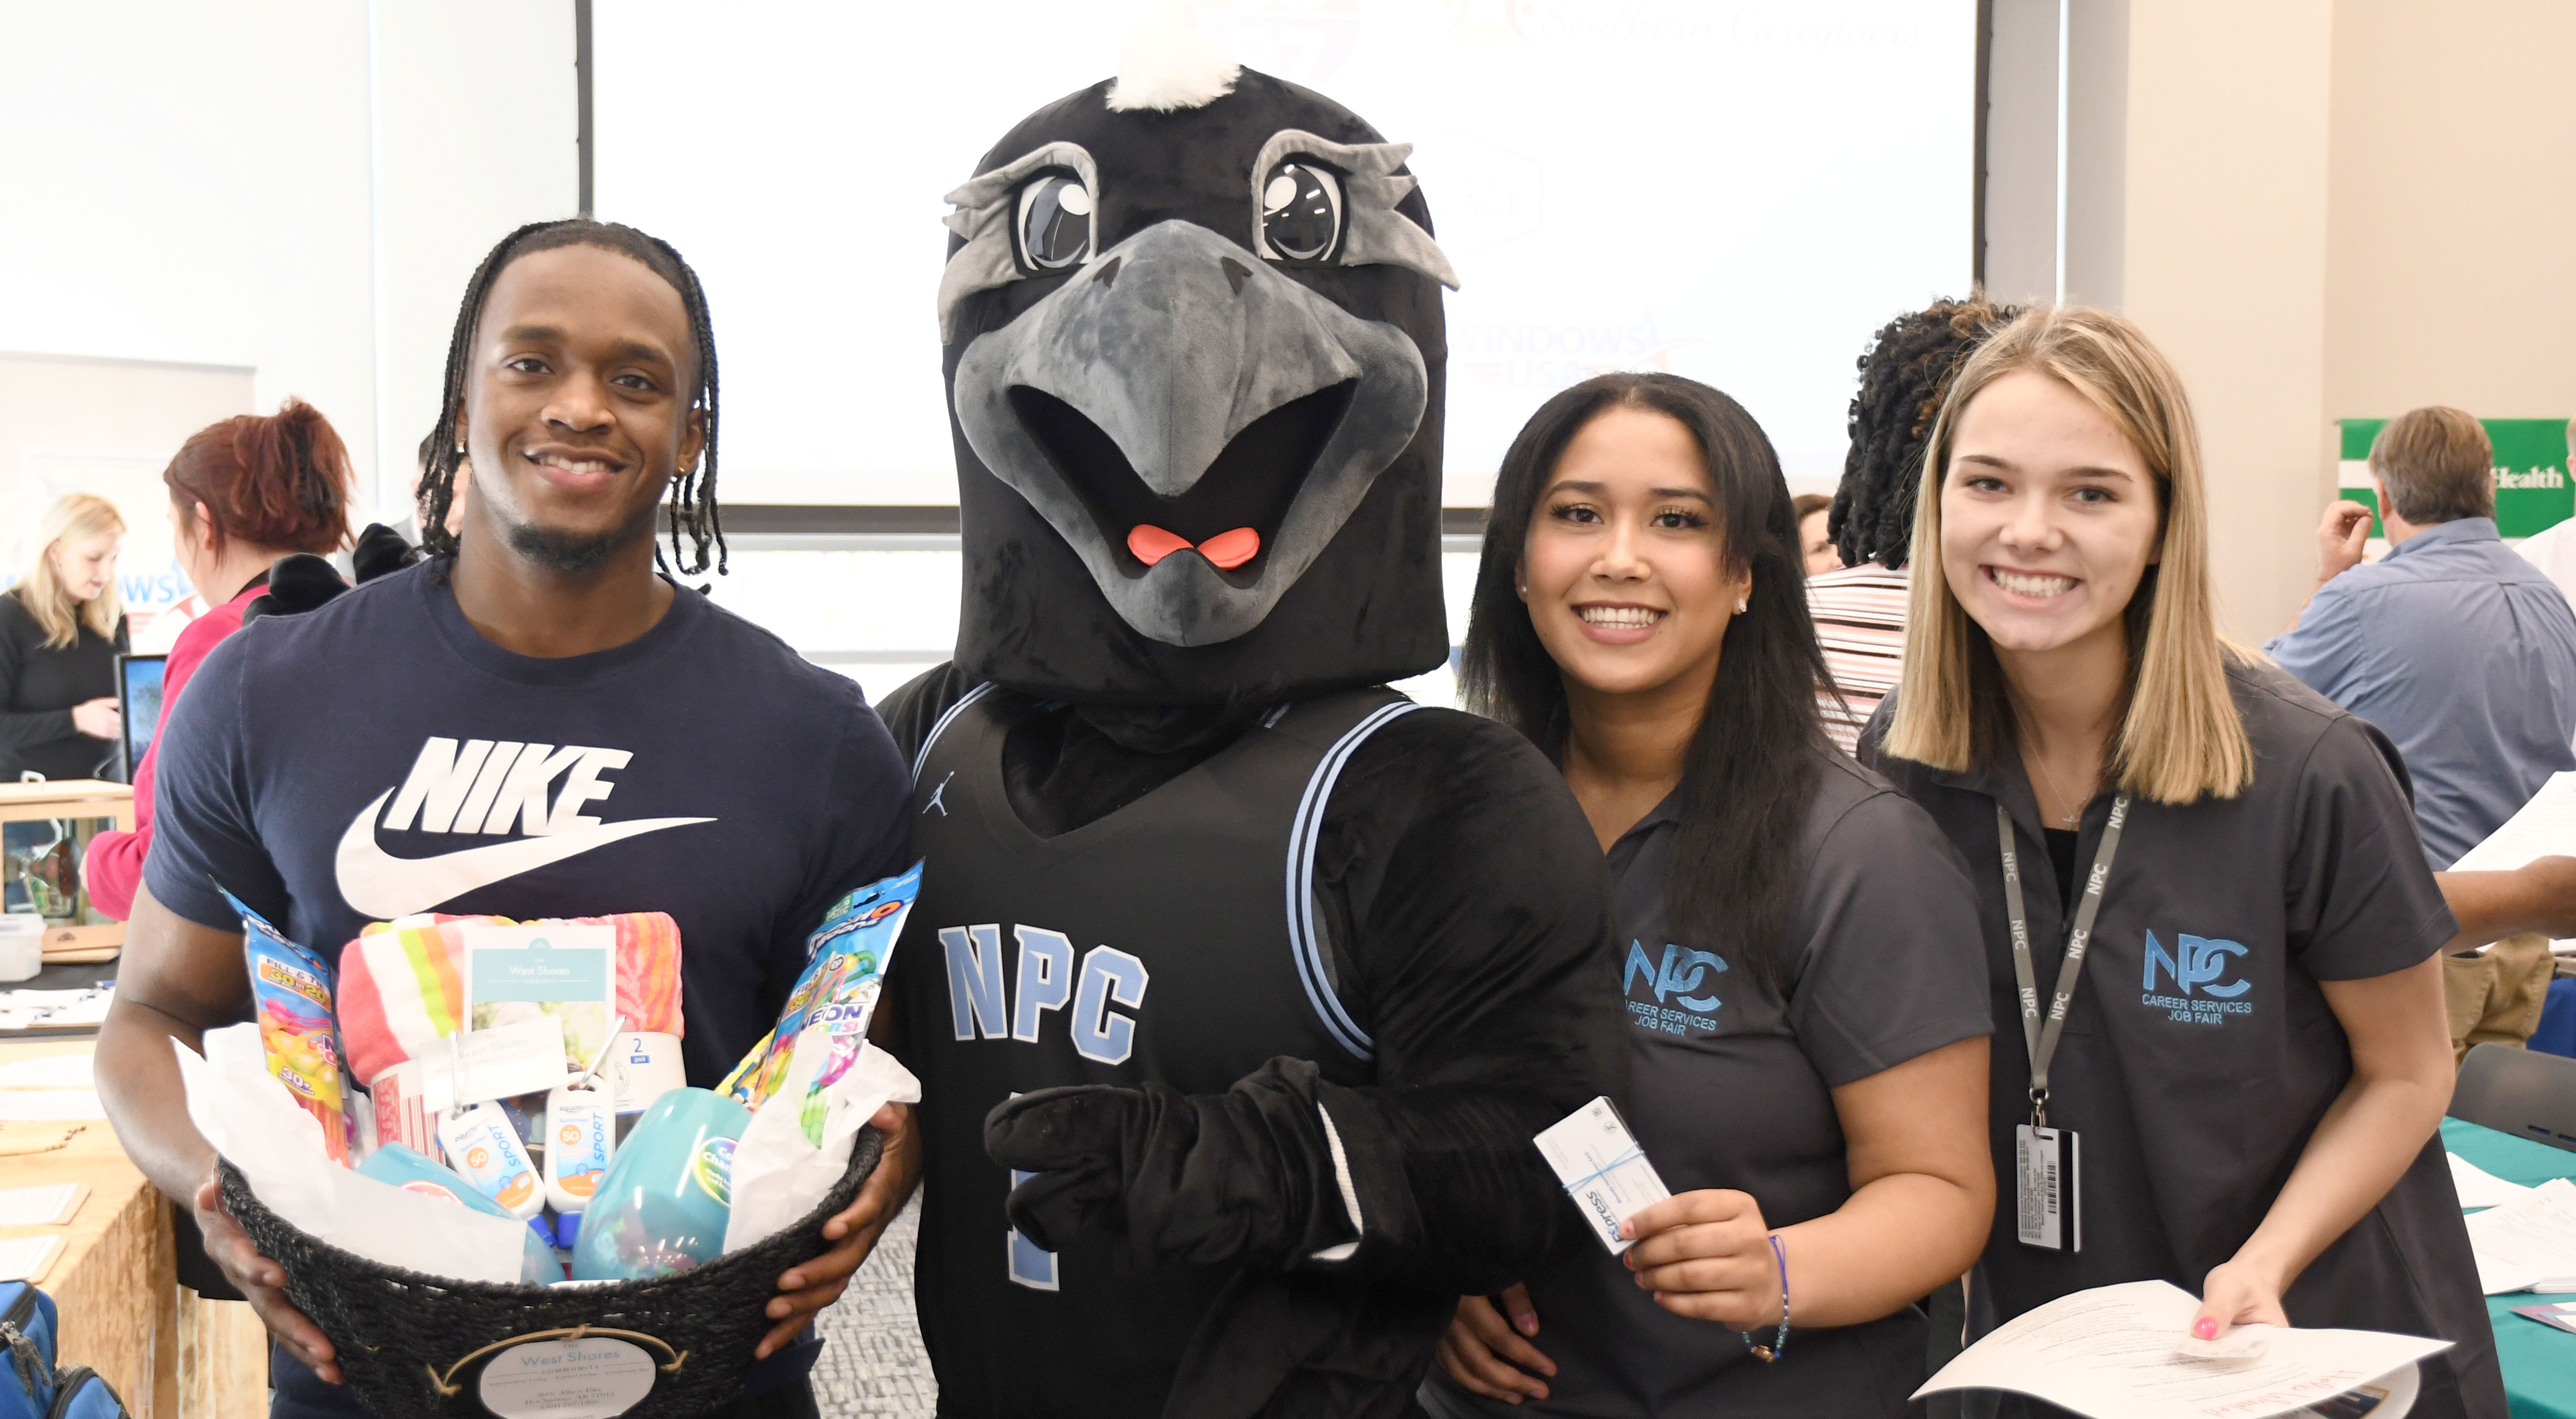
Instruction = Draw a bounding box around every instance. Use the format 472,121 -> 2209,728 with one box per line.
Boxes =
93,220 -> 915,1419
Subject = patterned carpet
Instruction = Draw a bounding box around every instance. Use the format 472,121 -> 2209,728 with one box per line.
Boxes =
812,1195 -> 937,1417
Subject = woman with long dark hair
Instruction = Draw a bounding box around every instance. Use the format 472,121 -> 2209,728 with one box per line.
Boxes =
1425,373 -> 1994,1416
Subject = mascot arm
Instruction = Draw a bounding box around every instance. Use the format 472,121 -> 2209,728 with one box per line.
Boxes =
986,711 -> 1625,1294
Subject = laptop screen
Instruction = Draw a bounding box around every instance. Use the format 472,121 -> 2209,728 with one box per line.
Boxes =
114,653 -> 166,783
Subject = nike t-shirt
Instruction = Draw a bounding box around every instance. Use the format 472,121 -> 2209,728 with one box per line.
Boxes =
144,561 -> 914,1089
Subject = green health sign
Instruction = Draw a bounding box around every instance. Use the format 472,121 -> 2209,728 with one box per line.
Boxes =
2339,418 -> 2572,538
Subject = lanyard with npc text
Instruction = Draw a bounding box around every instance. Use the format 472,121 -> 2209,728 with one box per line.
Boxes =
1995,793 -> 2131,1126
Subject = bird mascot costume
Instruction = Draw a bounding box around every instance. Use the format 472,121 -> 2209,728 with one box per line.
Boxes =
878,14 -> 1624,1417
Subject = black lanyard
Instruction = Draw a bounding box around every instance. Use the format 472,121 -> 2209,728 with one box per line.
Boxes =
1995,794 -> 2131,1126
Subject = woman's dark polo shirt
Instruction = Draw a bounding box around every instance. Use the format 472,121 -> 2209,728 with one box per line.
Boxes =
1431,747 -> 1992,1417
1860,659 -> 2506,1419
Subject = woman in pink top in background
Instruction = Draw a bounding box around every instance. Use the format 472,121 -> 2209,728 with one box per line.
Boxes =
84,400 -> 355,920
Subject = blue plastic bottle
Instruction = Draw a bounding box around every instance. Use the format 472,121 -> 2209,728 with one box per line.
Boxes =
570,1088 -> 751,1280
355,1142 -> 562,1283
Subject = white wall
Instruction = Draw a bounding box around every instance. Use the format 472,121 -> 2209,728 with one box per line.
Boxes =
2120,2 -> 2336,642
0,1 -> 577,521
366,1 -> 580,516
2322,0 -> 2576,422
2009,0 -> 2576,639
0,3 -> 378,485
594,0 -> 1976,506
0,354 -> 255,649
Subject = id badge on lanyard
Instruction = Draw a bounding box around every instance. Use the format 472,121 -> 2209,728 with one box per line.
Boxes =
1997,794 -> 2129,1253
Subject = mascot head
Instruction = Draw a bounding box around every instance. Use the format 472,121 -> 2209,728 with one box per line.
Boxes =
939,10 -> 1455,706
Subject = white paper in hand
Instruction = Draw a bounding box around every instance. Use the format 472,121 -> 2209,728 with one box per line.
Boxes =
1534,1097 -> 1669,1256
1914,1280 -> 2446,1419
2173,1323 -> 2273,1361
721,1037 -> 920,1255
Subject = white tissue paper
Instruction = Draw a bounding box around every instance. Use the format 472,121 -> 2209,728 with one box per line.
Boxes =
176,1026 -> 525,1285
721,1035 -> 920,1254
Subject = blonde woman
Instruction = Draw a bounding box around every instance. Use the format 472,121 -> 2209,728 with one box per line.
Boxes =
1859,307 -> 2502,1418
1,492 -> 128,782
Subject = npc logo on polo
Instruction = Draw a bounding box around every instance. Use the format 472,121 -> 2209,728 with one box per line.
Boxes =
2141,929 -> 2254,1025
1624,940 -> 1726,1036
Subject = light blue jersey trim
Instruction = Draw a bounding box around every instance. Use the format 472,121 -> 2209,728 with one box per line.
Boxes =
1282,698 -> 1420,1063
912,681 -> 998,784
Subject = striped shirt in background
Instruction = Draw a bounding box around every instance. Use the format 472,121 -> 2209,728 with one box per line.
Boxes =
1808,562 -> 1910,753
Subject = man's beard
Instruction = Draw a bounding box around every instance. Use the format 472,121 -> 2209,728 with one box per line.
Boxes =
499,501 -> 657,575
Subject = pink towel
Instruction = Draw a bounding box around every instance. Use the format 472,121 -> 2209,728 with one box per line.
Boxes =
338,911 -> 684,1086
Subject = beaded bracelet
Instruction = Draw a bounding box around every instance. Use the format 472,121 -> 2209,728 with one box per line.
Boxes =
1743,1234 -> 1791,1362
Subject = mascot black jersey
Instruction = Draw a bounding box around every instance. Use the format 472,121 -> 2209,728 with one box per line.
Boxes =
878,14 -> 1625,1417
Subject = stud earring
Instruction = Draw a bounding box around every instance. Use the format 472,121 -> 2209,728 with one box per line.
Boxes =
1735,596 -> 1748,614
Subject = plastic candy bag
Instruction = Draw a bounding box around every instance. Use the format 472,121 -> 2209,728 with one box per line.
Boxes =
224,888 -> 350,1164
722,864 -> 918,1113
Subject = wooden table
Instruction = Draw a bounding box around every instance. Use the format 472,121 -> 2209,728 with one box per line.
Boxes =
0,779 -> 133,961
0,1038 -> 265,1419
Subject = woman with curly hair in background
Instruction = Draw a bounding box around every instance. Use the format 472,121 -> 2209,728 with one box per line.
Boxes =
1813,297 -> 2018,752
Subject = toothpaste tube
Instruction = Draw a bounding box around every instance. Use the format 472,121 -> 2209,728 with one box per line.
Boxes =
437,1100 -> 544,1220
722,863 -> 917,1112
224,887 -> 350,1165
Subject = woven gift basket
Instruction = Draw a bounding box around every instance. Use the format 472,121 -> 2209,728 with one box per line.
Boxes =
216,1128 -> 882,1419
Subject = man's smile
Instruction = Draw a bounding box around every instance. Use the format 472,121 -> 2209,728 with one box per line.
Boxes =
521,444 -> 631,494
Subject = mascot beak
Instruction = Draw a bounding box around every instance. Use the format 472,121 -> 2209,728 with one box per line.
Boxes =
954,220 -> 1426,648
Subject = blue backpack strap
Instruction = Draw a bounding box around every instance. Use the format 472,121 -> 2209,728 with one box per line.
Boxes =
0,1282 -> 56,1419
45,1368 -> 125,1419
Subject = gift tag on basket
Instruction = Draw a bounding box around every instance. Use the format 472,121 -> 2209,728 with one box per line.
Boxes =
449,1327 -> 675,1419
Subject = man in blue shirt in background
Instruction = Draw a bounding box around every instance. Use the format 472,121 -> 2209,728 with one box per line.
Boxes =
2270,404 -> 2576,869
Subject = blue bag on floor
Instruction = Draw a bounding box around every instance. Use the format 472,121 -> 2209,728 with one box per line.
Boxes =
1,1282 -> 126,1419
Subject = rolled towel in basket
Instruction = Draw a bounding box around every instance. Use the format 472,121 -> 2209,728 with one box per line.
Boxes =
339,911 -> 685,1085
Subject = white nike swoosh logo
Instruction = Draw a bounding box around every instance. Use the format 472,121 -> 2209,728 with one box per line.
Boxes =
334,789 -> 713,919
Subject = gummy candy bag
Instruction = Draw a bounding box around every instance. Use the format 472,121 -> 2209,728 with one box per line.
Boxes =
223,887 -> 350,1164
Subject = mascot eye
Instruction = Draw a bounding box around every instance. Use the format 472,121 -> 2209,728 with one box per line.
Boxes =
1258,160 -> 1343,264
1015,172 -> 1094,271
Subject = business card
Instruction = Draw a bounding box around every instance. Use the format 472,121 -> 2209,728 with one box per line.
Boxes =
1534,1096 -> 1670,1256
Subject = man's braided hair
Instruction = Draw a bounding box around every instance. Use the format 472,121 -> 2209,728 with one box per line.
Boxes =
1830,295 -> 2018,570
418,218 -> 726,576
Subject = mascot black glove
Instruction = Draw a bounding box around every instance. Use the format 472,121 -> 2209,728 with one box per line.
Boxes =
985,1058 -> 1374,1272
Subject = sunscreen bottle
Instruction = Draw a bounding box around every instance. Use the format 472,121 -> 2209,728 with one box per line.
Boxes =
544,1083 -> 616,1213
357,1142 -> 560,1283
436,1101 -> 544,1220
